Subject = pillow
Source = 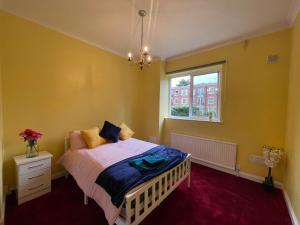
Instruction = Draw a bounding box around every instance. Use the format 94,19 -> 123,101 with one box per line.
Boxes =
119,123 -> 134,140
69,130 -> 87,150
99,121 -> 121,143
81,127 -> 106,149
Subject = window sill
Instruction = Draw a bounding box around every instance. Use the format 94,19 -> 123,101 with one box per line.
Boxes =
166,116 -> 223,123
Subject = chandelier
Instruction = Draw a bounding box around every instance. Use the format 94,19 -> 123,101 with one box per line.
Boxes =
127,10 -> 152,70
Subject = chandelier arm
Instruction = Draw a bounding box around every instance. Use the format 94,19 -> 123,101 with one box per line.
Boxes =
141,15 -> 144,53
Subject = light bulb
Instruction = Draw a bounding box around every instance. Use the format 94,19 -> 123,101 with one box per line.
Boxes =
144,46 -> 148,52
128,52 -> 132,58
147,55 -> 152,62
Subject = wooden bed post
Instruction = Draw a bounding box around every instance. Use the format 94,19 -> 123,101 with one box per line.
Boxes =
64,137 -> 70,180
118,154 -> 191,225
84,193 -> 88,205
187,158 -> 191,188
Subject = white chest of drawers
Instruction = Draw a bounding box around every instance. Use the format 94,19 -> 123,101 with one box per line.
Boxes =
13,151 -> 53,205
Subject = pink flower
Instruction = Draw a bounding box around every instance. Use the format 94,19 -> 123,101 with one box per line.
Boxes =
19,129 -> 43,142
26,136 -> 36,141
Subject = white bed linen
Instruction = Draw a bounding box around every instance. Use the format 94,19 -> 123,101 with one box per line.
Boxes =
58,138 -> 157,225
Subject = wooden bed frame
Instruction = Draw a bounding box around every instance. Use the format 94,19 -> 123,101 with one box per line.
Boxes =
64,137 -> 191,225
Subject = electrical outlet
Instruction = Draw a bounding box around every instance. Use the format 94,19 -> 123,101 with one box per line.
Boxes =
267,54 -> 279,64
249,154 -> 265,165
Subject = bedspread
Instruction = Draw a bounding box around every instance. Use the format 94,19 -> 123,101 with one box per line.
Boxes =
96,145 -> 187,207
58,138 -> 157,225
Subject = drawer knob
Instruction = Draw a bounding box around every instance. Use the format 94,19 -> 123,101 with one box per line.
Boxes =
28,164 -> 44,169
28,184 -> 44,191
28,174 -> 44,180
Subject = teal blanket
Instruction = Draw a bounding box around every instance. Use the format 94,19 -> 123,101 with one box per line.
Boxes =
130,154 -> 168,171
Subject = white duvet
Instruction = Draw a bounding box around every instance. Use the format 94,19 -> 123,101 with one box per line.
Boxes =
58,138 -> 157,225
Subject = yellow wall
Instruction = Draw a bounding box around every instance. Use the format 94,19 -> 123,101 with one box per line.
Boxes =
138,60 -> 168,143
139,61 -> 161,141
0,11 -> 143,188
0,10 -> 4,222
163,30 -> 291,181
159,61 -> 168,143
285,12 -> 300,220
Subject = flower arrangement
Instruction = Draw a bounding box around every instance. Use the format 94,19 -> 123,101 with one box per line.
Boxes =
19,129 -> 43,158
262,146 -> 283,191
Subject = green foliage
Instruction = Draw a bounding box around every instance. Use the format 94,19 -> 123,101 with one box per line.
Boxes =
171,106 -> 189,117
192,107 -> 216,117
176,79 -> 190,87
172,106 -> 217,118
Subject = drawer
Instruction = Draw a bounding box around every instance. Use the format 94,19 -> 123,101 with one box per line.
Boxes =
18,177 -> 51,198
18,158 -> 51,175
18,187 -> 51,205
18,168 -> 51,188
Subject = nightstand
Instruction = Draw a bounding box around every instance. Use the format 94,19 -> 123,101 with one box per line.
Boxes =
13,151 -> 53,205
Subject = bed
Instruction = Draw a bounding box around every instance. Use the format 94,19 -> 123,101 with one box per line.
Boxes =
59,137 -> 191,225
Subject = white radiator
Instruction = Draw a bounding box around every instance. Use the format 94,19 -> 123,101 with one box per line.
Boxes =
171,133 -> 237,171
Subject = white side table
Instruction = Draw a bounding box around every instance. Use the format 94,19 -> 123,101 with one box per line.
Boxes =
13,151 -> 53,205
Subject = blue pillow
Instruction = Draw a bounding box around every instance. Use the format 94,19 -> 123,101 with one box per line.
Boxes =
99,121 -> 121,143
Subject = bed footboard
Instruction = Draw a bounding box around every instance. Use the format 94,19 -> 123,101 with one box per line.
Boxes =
116,154 -> 191,225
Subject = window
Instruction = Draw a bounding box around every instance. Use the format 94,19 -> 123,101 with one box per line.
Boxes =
181,98 -> 188,105
181,89 -> 188,96
208,87 -> 215,94
169,65 -> 222,121
208,97 -> 215,105
174,90 -> 179,96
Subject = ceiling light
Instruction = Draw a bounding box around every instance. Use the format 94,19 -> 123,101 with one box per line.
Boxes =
127,10 -> 152,70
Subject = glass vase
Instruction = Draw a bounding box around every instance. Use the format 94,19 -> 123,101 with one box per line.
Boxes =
263,167 -> 274,191
26,143 -> 39,158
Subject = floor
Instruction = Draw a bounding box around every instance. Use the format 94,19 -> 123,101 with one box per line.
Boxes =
5,163 -> 292,225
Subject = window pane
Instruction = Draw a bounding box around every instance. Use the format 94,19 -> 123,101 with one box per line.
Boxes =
192,73 -> 219,119
170,76 -> 190,117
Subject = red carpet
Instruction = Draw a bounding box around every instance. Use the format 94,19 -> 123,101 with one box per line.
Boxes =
5,163 -> 292,225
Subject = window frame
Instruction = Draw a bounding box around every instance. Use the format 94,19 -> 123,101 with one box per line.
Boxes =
168,65 -> 223,122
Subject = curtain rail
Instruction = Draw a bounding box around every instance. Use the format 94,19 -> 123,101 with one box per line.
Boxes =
166,60 -> 226,75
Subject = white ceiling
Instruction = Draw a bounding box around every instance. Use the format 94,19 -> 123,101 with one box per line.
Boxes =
1,0 -> 300,60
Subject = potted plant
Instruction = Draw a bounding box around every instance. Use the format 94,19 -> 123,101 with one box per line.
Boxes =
262,146 -> 283,191
19,129 -> 43,158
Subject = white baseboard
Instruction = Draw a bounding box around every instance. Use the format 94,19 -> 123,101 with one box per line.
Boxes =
191,158 -> 238,176
51,170 -> 67,180
192,159 -> 283,188
193,160 -> 297,225
283,189 -> 299,225
239,171 -> 283,189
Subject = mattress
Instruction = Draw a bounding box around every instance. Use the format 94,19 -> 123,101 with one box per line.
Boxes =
58,138 -> 157,225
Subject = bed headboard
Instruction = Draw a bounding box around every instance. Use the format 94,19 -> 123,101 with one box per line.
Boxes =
64,137 -> 70,152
